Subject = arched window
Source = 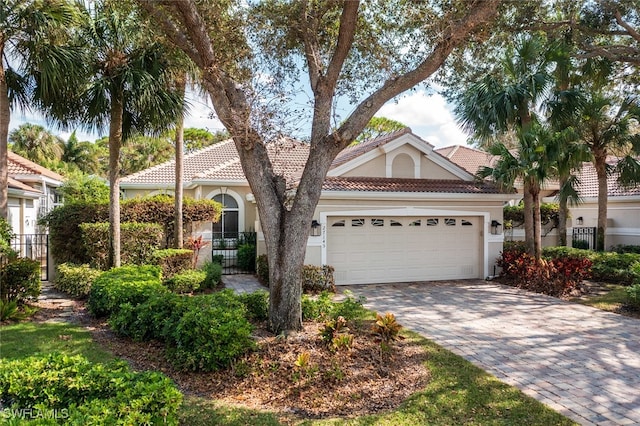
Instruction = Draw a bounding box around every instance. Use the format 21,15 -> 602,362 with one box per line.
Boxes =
212,193 -> 239,239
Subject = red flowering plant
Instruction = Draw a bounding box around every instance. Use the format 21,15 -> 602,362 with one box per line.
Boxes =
185,235 -> 210,268
497,247 -> 592,297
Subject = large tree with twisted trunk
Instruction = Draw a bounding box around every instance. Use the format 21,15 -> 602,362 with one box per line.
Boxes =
139,0 -> 503,333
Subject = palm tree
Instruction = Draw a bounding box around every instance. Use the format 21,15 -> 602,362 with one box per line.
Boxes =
0,0 -> 81,219
61,131 -> 101,175
455,35 -> 554,257
576,92 -> 640,251
8,123 -> 64,164
480,124 -> 556,259
73,1 -> 182,267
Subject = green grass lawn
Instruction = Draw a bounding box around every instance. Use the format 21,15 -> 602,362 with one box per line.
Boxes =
0,321 -> 113,363
0,322 -> 575,425
573,284 -> 640,318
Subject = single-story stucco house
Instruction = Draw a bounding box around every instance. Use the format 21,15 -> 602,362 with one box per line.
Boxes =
7,151 -> 64,236
436,145 -> 640,249
121,128 -> 514,285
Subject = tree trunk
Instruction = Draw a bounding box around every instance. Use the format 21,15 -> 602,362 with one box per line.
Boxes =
174,78 -> 185,249
108,93 -> 124,268
0,56 -> 9,220
558,176 -> 568,246
532,185 -> 542,260
522,182 -> 535,257
594,149 -> 608,251
266,215 -> 307,333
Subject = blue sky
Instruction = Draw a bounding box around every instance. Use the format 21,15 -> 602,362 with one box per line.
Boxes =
8,89 -> 471,149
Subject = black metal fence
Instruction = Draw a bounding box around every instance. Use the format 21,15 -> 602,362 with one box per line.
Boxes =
572,227 -> 597,251
4,234 -> 49,281
211,232 -> 257,275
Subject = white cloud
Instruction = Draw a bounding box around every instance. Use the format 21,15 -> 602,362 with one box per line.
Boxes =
376,90 -> 471,148
183,90 -> 225,132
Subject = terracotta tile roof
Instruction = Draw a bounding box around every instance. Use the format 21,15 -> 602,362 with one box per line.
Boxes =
331,127 -> 413,168
322,176 -> 506,194
8,151 -> 65,182
435,145 -> 498,176
122,138 -> 310,185
575,159 -> 640,198
8,177 -> 41,193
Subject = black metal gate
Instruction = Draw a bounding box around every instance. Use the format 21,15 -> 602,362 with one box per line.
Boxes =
211,231 -> 257,275
9,234 -> 49,281
572,227 -> 597,251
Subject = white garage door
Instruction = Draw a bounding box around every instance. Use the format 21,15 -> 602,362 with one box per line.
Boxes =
327,216 -> 482,285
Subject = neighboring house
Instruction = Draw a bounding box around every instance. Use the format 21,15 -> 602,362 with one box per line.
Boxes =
569,160 -> 640,248
437,145 -> 640,249
121,128 -> 514,285
7,151 -> 64,235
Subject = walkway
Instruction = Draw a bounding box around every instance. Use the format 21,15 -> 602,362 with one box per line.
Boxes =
344,280 -> 640,426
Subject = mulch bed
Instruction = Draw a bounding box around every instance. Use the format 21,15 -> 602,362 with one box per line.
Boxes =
78,309 -> 430,419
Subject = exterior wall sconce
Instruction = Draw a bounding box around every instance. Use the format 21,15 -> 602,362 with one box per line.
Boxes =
491,220 -> 502,235
310,220 -> 321,237
576,217 -> 584,226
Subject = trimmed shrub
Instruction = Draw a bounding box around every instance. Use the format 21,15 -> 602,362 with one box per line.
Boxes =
627,285 -> 640,308
54,263 -> 101,298
543,246 -> 594,260
254,256 -> 336,293
202,261 -> 222,289
591,252 -> 640,284
39,202 -> 107,265
302,290 -> 367,322
256,254 -> 269,284
212,254 -> 225,265
164,269 -> 206,293
81,222 -> 164,270
169,291 -> 255,372
40,195 -> 222,265
109,292 -> 189,342
0,353 -> 182,425
236,291 -> 269,321
237,244 -> 256,272
302,265 -> 336,293
153,248 -> 193,278
87,265 -> 166,317
0,258 -> 41,302
572,239 -> 591,250
612,245 -> 640,254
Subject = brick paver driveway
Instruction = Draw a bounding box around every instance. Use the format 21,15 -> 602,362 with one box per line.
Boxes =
344,280 -> 640,426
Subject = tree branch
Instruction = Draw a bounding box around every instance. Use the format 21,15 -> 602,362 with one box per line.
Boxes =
324,1 -> 359,91
300,0 -> 323,92
336,0 -> 502,148
615,9 -> 640,42
137,1 -> 202,68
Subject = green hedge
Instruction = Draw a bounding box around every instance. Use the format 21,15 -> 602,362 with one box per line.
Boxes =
87,265 -> 166,318
164,269 -> 206,293
54,263 -> 102,298
109,291 -> 255,372
153,248 -> 193,278
0,353 -> 182,425
542,246 -> 640,285
40,195 -> 222,265
168,291 -> 255,372
202,261 -> 222,289
256,256 -> 336,293
0,258 -> 41,303
592,252 -> 640,284
81,222 -> 164,270
237,244 -> 256,272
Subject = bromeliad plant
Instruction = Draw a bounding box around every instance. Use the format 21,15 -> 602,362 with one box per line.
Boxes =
185,235 -> 210,268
